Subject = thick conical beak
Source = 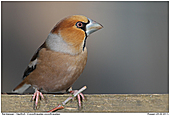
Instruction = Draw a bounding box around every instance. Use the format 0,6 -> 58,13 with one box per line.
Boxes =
86,18 -> 103,36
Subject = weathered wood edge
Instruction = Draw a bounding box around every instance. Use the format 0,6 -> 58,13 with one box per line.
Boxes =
1,94 -> 169,113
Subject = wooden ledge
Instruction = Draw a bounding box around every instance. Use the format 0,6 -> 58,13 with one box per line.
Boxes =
1,94 -> 169,113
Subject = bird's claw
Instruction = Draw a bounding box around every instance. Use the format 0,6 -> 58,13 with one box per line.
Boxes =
32,89 -> 44,109
47,86 -> 87,112
70,90 -> 85,108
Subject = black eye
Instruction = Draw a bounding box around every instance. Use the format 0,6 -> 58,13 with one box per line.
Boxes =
76,22 -> 83,28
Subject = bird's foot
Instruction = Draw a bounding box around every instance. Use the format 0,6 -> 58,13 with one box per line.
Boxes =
32,89 -> 44,109
47,86 -> 87,112
69,90 -> 85,108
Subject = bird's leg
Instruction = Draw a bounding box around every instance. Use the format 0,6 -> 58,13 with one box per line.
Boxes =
32,88 -> 44,109
69,90 -> 85,108
47,86 -> 87,112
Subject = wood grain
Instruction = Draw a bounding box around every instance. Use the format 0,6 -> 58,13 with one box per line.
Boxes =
1,94 -> 168,113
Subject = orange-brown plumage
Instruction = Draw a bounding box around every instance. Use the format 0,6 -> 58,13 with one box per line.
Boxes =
12,15 -> 103,109
51,15 -> 89,54
51,15 -> 88,34
24,47 -> 87,92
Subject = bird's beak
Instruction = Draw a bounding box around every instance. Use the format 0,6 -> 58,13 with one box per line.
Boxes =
86,18 -> 103,36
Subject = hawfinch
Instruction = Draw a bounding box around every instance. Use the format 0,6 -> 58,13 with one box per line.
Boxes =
12,15 -> 103,109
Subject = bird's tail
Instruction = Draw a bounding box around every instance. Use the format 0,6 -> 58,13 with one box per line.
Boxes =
12,81 -> 31,93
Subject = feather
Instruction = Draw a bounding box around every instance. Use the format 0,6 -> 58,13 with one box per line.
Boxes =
23,42 -> 46,79
12,81 -> 31,93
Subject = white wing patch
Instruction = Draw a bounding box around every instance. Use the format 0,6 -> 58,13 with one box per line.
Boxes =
28,59 -> 37,68
23,59 -> 38,79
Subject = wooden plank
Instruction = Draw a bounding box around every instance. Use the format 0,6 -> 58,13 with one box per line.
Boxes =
1,94 -> 169,113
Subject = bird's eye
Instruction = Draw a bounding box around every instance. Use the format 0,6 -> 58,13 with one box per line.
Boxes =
76,22 -> 83,28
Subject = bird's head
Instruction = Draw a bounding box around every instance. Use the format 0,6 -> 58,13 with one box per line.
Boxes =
47,15 -> 103,55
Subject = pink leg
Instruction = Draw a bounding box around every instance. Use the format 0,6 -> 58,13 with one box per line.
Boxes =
77,94 -> 81,107
48,86 -> 87,112
32,89 -> 44,109
70,90 -> 85,108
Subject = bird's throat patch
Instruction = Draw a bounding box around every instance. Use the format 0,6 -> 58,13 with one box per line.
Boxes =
83,34 -> 87,51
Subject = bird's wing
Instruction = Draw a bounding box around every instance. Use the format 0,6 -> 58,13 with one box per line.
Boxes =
23,42 -> 46,79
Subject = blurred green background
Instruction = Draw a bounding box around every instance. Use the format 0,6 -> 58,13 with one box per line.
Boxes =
2,1 -> 168,94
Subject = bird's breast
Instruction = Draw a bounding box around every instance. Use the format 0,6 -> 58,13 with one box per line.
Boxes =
26,48 -> 88,92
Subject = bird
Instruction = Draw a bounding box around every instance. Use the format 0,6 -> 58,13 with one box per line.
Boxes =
12,15 -> 103,109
